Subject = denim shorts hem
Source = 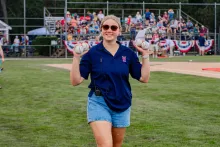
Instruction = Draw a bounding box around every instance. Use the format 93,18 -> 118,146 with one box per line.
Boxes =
113,124 -> 130,128
88,118 -> 112,124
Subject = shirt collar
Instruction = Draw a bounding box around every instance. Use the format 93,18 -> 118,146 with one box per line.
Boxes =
97,41 -> 127,52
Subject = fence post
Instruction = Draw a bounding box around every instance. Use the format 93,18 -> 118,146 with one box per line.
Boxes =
143,1 -> 145,19
107,1 -> 109,15
179,2 -> 182,41
24,0 -> 26,58
218,33 -> 220,55
214,2 -> 217,55
64,0 -> 67,58
44,7 -> 45,27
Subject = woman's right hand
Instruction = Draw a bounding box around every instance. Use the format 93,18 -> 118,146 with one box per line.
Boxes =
72,48 -> 88,58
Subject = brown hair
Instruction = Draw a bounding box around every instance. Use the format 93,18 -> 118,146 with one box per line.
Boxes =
100,15 -> 122,31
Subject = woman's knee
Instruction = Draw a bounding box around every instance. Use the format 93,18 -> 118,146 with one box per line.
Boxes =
97,140 -> 112,147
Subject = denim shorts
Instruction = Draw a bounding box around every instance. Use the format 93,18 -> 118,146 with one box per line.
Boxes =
87,93 -> 131,128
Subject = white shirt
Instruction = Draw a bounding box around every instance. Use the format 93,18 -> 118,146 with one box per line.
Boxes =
97,13 -> 104,21
14,38 -> 20,45
166,39 -> 175,47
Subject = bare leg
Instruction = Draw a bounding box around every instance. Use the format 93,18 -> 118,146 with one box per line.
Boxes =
90,121 -> 113,147
170,46 -> 174,56
112,128 -> 126,147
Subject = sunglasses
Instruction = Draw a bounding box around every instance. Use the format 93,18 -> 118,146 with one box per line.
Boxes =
102,25 -> 118,31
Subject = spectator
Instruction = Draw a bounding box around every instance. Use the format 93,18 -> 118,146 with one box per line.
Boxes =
25,35 -> 29,45
163,11 -> 168,20
87,11 -> 94,22
199,25 -> 208,36
130,22 -> 136,40
55,20 -> 61,34
198,33 -> 206,56
186,20 -> 193,33
166,38 -> 175,57
70,16 -> 78,29
97,10 -> 104,22
150,30 -> 160,58
145,26 -> 153,40
93,12 -> 98,21
136,11 -> 142,22
13,36 -> 20,46
168,9 -> 174,21
170,18 -> 178,39
66,11 -> 71,24
136,20 -> 143,32
166,23 -> 172,39
150,13 -> 156,22
125,15 -> 131,32
193,23 -> 200,40
0,34 -> 7,46
67,30 -> 73,41
145,9 -> 151,26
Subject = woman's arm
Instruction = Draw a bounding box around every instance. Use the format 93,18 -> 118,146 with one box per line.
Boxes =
70,56 -> 84,86
139,55 -> 150,83
70,49 -> 88,86
0,46 -> 4,62
132,42 -> 153,83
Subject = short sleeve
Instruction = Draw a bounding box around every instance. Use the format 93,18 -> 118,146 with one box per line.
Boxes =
129,51 -> 142,80
79,52 -> 91,80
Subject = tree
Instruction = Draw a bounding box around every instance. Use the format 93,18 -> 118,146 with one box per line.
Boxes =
0,0 -> 8,23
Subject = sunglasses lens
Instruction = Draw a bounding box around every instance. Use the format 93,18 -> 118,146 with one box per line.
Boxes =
102,25 -> 110,30
102,25 -> 118,31
111,25 -> 118,31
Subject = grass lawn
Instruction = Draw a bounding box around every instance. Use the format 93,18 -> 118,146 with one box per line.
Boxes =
0,57 -> 220,147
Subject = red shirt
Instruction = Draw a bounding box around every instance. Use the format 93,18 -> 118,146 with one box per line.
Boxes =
127,18 -> 131,25
61,19 -> 65,26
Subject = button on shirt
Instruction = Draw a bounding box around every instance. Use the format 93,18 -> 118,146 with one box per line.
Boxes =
80,41 -> 142,112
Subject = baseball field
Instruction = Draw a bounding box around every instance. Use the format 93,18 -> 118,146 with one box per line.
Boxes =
0,56 -> 220,147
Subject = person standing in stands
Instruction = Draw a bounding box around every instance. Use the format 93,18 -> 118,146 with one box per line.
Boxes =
70,15 -> 152,147
145,9 -> 151,26
198,33 -> 206,56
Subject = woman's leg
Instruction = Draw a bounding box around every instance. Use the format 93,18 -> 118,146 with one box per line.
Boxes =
112,127 -> 126,147
90,121 -> 113,147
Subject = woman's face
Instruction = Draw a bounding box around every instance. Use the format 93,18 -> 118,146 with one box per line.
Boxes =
101,19 -> 120,42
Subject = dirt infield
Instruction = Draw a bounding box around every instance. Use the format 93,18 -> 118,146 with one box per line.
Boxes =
46,62 -> 220,79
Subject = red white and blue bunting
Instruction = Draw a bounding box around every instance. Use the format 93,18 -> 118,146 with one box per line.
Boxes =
173,40 -> 195,53
64,40 -> 214,53
195,39 -> 214,52
64,40 -> 129,53
159,40 -> 170,50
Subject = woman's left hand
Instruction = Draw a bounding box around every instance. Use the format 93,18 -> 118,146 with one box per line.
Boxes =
132,41 -> 153,55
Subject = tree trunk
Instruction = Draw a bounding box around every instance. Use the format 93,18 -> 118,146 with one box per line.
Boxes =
0,0 -> 8,24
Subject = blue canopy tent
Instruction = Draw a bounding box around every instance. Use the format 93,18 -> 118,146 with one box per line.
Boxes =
27,27 -> 51,35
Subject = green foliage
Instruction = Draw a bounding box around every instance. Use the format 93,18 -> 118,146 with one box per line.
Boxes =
31,36 -> 58,56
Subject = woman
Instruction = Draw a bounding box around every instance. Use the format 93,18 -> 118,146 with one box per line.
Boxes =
70,15 -> 152,147
135,11 -> 142,22
0,45 -> 5,89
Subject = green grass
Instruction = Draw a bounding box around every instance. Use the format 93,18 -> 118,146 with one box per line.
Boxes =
0,58 -> 220,147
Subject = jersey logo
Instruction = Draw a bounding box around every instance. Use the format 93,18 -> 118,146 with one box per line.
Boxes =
122,56 -> 126,62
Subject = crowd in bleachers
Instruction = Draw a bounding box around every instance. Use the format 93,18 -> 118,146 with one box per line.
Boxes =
0,8 -> 211,57
125,9 -> 208,41
55,8 -> 209,42
55,10 -> 105,41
